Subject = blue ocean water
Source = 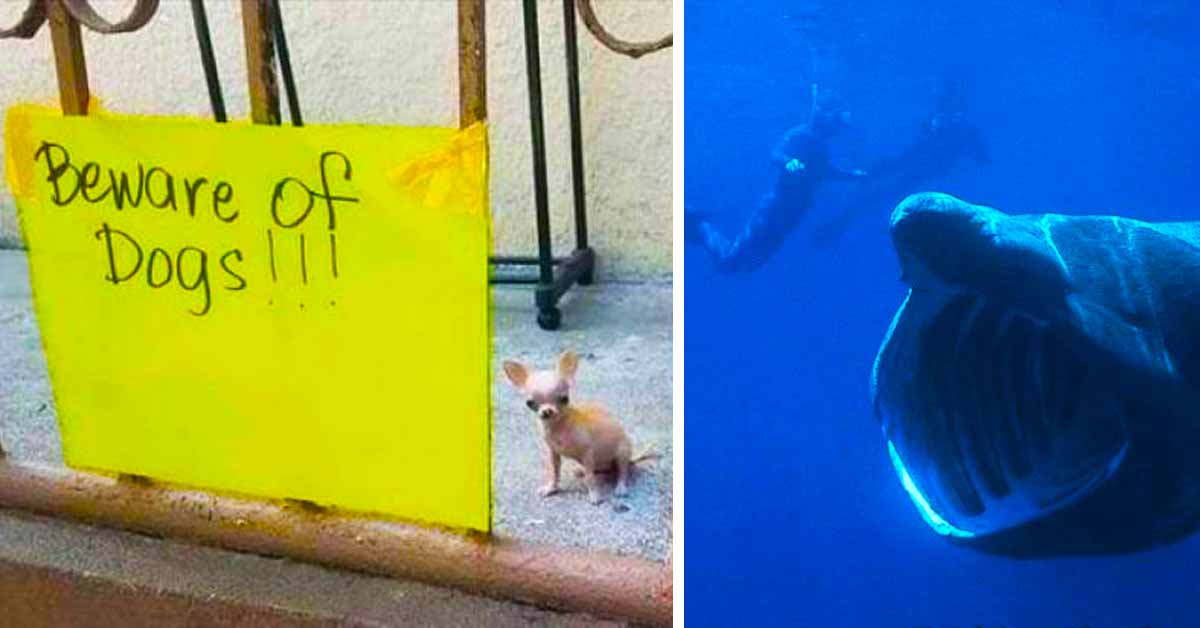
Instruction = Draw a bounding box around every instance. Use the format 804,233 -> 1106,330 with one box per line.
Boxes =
684,1 -> 1200,626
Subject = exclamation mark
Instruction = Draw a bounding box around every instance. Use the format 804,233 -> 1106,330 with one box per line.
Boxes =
299,233 -> 308,285
267,229 -> 278,282
330,232 -> 339,278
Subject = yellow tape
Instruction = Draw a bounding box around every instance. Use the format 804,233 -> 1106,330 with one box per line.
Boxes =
389,121 -> 488,216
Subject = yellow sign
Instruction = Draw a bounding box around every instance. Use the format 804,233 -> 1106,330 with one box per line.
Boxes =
5,105 -> 491,532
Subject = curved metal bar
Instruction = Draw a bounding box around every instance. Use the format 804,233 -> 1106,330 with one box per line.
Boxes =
61,0 -> 159,34
0,0 -> 47,40
574,0 -> 671,59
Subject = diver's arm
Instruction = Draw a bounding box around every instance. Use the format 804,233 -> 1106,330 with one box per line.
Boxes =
830,164 -> 869,180
771,148 -> 807,173
784,159 -> 807,173
771,126 -> 811,173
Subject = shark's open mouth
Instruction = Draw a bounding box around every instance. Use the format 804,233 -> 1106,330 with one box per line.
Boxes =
872,192 -> 1200,552
873,289 -> 1130,537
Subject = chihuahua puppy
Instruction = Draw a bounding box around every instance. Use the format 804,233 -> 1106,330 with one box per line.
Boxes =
503,350 -> 655,504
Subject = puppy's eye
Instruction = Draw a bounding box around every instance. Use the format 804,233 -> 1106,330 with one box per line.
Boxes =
558,395 -> 569,405
525,399 -> 538,411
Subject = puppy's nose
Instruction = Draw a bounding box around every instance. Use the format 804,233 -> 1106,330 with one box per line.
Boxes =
538,407 -> 556,420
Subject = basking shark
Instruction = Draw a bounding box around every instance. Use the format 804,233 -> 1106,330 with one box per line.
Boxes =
872,192 -> 1200,556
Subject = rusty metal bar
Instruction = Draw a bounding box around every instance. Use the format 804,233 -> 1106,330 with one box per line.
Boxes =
457,0 -> 486,128
239,0 -> 280,124
0,461 -> 671,626
46,0 -> 90,116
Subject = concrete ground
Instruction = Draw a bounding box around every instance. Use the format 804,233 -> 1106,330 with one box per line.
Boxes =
0,248 -> 671,621
491,284 -> 673,561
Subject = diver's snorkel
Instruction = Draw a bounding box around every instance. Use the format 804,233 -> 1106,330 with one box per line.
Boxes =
809,83 -> 820,125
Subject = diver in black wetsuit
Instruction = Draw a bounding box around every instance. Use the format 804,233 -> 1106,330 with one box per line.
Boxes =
856,111 -> 988,206
685,86 -> 868,272
688,76 -> 990,266
798,84 -> 990,248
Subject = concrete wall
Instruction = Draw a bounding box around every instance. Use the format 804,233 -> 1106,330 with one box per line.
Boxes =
0,0 -> 672,279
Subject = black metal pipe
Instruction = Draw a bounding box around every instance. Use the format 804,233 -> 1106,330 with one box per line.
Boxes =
490,255 -> 566,266
539,247 -> 593,303
490,275 -> 541,285
561,0 -> 589,251
188,0 -> 226,123
520,0 -> 555,286
270,0 -> 302,127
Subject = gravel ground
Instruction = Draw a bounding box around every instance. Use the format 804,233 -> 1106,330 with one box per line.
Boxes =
0,250 -> 672,561
0,252 -> 60,463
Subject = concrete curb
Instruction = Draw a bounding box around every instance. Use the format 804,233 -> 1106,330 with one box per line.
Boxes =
0,461 -> 672,626
0,558 -> 338,627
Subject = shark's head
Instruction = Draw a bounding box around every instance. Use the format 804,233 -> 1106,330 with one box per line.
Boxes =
873,193 -> 1140,540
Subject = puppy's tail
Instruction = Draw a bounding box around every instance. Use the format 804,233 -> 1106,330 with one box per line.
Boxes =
631,444 -> 663,465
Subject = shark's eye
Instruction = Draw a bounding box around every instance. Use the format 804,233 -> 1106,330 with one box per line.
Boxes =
559,395 -> 569,405
526,399 -> 538,411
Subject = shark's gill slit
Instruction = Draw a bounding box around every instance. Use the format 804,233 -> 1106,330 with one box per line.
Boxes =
1057,335 -> 1085,433
951,294 -> 985,355
960,300 -> 1010,498
990,312 -> 1019,476
1038,325 -> 1061,436
992,311 -> 1031,479
1003,316 -> 1034,478
922,295 -> 982,515
1024,321 -> 1052,457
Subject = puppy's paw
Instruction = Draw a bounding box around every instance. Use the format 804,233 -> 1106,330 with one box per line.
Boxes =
588,491 -> 605,505
539,484 -> 560,497
613,484 -> 629,498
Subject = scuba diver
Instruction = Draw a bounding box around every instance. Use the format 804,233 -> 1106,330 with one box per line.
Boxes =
851,77 -> 988,212
687,75 -> 989,270
803,96 -> 990,248
685,85 -> 869,272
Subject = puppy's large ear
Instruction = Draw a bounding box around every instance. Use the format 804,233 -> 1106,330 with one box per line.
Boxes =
558,350 -> 579,381
502,360 -> 529,388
